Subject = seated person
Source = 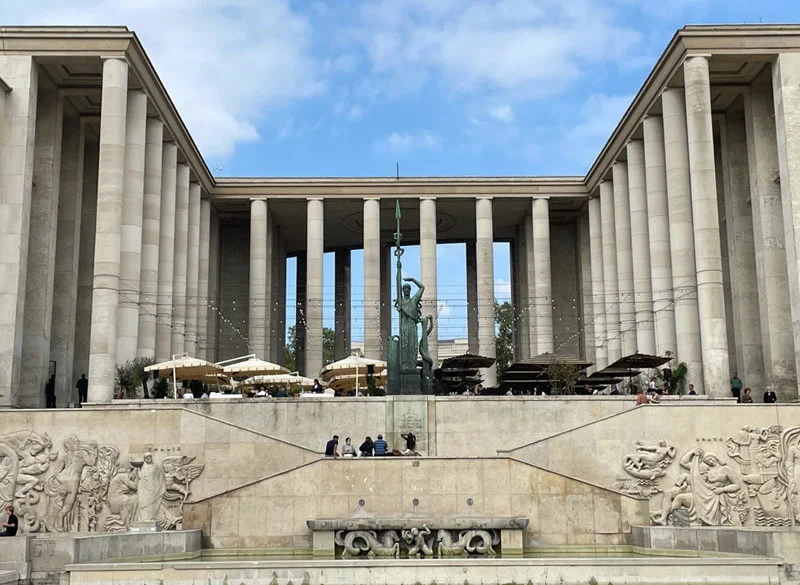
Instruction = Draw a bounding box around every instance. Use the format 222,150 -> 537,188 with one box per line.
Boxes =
0,506 -> 17,536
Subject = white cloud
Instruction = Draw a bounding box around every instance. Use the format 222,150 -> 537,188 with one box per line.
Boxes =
0,0 -> 326,159
352,0 -> 641,98
375,131 -> 440,155
494,278 -> 512,299
437,300 -> 453,319
347,104 -> 364,120
488,104 -> 514,123
557,92 -> 635,165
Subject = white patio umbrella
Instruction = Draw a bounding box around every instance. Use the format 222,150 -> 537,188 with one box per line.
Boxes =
328,369 -> 387,394
239,372 -> 317,389
320,355 -> 387,395
144,354 -> 223,398
221,356 -> 289,378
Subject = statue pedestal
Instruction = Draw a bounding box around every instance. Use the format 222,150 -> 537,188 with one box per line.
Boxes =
129,521 -> 161,533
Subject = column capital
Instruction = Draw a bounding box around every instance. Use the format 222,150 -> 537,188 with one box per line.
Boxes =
476,195 -> 493,201
420,196 -> 437,201
532,195 -> 550,201
306,197 -> 324,202
685,53 -> 712,61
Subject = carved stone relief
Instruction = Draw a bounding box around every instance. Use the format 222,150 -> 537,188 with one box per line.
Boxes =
334,526 -> 499,559
623,425 -> 800,528
0,431 -> 203,534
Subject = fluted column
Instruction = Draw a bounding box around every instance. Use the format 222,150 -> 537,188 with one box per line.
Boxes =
476,198 -> 496,386
306,198 -> 324,375
643,116 -> 677,358
771,52 -> 800,398
170,163 -> 190,355
20,86 -> 63,407
273,230 -> 286,365
334,249 -> 351,360
115,89 -> 147,362
587,197 -> 607,369
612,162 -> 636,355
577,209 -> 595,366
745,68 -> 795,400
295,253 -> 306,371
627,140 -> 656,355
88,58 -> 128,402
684,55 -> 730,397
380,245 -> 391,361
50,115 -> 84,406
137,119 -> 164,358
524,213 -> 536,356
207,207 -> 220,362
197,198 -> 211,360
185,183 -> 201,355
532,197 -> 553,353
363,198 -> 381,358
154,142 -> 177,361
600,180 -> 621,363
249,199 -> 268,358
419,197 -> 438,365
662,87 -> 704,393
515,222 -> 530,360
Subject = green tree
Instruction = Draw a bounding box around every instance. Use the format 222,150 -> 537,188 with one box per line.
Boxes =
115,356 -> 155,399
494,300 -> 514,377
545,362 -> 581,395
284,325 -> 337,373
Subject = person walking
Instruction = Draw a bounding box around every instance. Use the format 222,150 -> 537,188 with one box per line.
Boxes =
75,374 -> 88,407
45,375 -> 56,409
373,434 -> 388,456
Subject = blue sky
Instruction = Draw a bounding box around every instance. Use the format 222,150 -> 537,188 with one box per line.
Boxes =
5,0 -> 800,342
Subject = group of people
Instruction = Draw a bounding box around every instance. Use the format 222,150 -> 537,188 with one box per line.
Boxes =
730,372 -> 778,404
44,374 -> 90,409
324,432 -> 419,457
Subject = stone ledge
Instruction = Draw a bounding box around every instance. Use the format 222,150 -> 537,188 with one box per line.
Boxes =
306,517 -> 529,531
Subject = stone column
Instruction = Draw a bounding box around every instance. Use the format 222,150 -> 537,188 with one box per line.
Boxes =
380,245 -> 392,360
363,198 -> 381,358
155,142 -> 177,361
587,197 -> 607,369
50,115 -> 84,406
475,198 -> 497,386
515,222 -> 530,361
73,139 -> 98,392
295,253 -> 306,372
643,116 -> 677,358
273,230 -> 287,365
577,209 -> 595,366
185,183 -> 201,355
771,52 -> 800,398
115,89 -> 147,363
715,130 -> 738,377
612,161 -> 636,356
20,85 -> 63,407
419,197 -> 439,365
170,163 -> 190,354
466,240 -> 479,355
207,208 -> 220,362
0,57 -> 37,406
334,249 -> 351,360
626,140 -> 656,355
745,68 -> 796,400
722,110 -> 764,388
136,118 -> 164,359
198,198 -> 210,360
306,198 -> 324,375
532,197 -> 553,353
87,58 -> 128,402
600,181 -> 622,363
684,55 -> 730,397
249,199 -> 268,358
524,212 -> 536,356
662,87 -> 704,393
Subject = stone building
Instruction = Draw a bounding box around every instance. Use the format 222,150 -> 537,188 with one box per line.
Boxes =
2,25 -> 800,406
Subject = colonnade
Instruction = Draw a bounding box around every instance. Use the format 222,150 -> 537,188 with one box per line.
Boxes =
583,55 -> 800,400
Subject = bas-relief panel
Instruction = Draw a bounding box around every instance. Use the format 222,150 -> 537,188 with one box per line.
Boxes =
616,424 -> 800,528
0,430 -> 203,534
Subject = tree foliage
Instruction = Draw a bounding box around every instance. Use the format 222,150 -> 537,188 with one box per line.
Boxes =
494,300 -> 514,378
545,362 -> 581,395
115,357 -> 155,399
284,325 -> 336,374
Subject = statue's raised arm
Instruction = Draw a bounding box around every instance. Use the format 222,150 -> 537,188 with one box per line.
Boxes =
404,277 -> 425,304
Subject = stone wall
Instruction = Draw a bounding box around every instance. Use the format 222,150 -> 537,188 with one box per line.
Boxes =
508,402 -> 800,529
183,457 -> 648,551
0,407 -> 317,538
